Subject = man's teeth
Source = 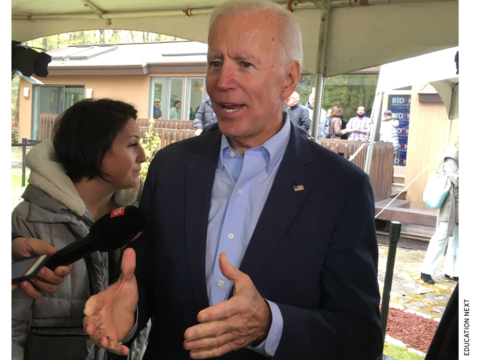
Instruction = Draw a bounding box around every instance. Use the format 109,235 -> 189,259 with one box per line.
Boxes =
222,104 -> 241,113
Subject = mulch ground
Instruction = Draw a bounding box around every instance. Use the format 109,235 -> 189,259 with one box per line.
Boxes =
384,307 -> 439,353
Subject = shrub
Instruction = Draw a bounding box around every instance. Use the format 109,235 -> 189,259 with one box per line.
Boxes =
140,119 -> 160,180
11,130 -> 19,144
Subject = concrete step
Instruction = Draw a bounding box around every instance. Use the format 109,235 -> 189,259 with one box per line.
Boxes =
393,174 -> 405,184
391,184 -> 406,199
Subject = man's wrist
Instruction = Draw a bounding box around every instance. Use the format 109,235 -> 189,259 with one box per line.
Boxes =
252,299 -> 272,347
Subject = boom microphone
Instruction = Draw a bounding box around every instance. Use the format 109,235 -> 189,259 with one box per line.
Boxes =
46,206 -> 145,270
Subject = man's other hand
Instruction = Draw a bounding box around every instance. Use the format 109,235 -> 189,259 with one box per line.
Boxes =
12,237 -> 74,299
83,248 -> 138,356
195,129 -> 203,136
183,253 -> 272,359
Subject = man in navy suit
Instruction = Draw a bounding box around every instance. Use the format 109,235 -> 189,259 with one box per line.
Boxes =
83,1 -> 382,359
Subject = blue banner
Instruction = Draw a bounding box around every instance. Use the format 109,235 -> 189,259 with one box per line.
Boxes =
389,95 -> 411,167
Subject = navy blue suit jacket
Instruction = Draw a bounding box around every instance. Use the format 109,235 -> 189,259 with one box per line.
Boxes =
127,123 -> 383,359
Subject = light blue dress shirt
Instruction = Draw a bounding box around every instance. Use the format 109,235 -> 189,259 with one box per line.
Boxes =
205,116 -> 291,357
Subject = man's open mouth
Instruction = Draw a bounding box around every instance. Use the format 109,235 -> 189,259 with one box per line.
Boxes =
221,104 -> 244,114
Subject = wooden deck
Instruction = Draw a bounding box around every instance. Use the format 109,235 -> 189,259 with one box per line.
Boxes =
375,198 -> 437,227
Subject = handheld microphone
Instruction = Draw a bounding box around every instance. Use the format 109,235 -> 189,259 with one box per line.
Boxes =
46,206 -> 145,270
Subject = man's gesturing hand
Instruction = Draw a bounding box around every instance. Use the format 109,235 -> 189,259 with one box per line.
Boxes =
183,253 -> 272,359
12,237 -> 74,298
83,248 -> 138,356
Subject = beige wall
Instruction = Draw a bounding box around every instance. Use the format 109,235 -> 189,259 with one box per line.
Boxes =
18,72 -> 206,139
402,84 -> 459,202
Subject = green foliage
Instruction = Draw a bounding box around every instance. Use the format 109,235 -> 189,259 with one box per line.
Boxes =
12,131 -> 19,144
295,73 -> 378,122
140,120 -> 160,180
383,342 -> 424,360
12,174 -> 29,188
12,76 -> 20,123
323,74 -> 378,121
23,30 -> 185,51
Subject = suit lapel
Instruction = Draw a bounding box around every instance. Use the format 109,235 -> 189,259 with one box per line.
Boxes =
185,131 -> 221,310
240,126 -> 315,283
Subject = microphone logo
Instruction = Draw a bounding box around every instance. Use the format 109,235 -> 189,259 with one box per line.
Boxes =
111,207 -> 126,218
131,231 -> 143,241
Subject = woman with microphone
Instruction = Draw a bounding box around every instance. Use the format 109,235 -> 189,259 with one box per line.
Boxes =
12,99 -> 149,360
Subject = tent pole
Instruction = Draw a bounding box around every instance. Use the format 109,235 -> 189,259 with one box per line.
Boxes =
444,83 -> 458,150
363,91 -> 384,174
311,5 -> 330,142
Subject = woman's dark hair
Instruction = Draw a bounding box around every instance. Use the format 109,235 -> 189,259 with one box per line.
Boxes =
52,98 -> 138,183
330,105 -> 343,118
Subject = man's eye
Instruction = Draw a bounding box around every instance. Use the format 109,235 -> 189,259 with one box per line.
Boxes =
211,61 -> 222,67
130,143 -> 139,147
242,62 -> 252,68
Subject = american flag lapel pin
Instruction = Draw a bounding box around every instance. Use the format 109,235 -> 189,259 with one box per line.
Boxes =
293,185 -> 304,192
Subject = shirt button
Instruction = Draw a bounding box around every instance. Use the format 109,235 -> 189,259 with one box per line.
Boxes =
237,189 -> 243,195
217,280 -> 224,287
229,152 -> 235,158
228,233 -> 234,239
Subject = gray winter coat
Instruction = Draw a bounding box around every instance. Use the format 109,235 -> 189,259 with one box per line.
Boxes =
379,113 -> 400,154
11,140 -> 150,360
305,101 -> 329,139
285,102 -> 312,132
439,147 -> 459,235
194,98 -> 217,130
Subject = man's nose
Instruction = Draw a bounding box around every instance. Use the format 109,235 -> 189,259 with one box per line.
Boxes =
217,63 -> 237,91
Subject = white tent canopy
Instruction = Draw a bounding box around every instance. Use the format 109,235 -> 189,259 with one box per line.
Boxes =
377,46 -> 459,120
12,0 -> 458,77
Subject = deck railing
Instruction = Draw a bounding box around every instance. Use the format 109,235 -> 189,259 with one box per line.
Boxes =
318,139 -> 395,202
37,115 -> 197,147
39,114 -> 58,140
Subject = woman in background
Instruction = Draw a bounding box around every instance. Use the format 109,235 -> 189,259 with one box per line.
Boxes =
327,105 -> 346,139
421,135 -> 459,284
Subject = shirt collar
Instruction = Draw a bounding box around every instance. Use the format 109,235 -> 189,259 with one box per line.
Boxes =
217,112 -> 291,174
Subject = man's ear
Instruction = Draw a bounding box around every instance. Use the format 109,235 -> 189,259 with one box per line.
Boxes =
281,61 -> 301,100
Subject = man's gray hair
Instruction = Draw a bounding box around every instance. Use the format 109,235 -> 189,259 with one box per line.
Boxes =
209,0 -> 303,66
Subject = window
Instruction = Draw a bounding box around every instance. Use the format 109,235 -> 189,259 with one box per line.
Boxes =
31,85 -> 84,140
168,78 -> 184,120
150,79 -> 166,119
149,77 -> 186,120
186,77 -> 206,120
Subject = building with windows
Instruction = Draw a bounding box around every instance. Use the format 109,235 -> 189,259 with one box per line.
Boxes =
17,41 -> 209,140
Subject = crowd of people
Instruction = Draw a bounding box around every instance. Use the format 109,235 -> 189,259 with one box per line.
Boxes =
11,1 -> 457,360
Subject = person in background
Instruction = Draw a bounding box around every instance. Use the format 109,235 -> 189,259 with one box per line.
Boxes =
169,100 -> 181,120
420,135 -> 459,285
346,106 -> 370,141
305,93 -> 329,139
12,235 -> 74,298
11,98 -> 149,360
379,110 -> 400,159
194,97 -> 217,136
285,91 -> 311,132
152,99 -> 162,119
327,105 -> 346,139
